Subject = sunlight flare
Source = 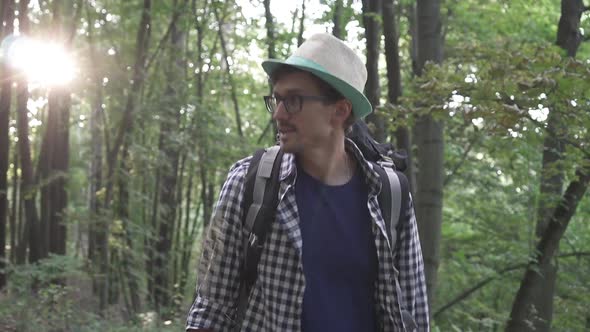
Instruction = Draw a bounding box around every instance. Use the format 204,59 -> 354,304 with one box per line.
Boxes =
1,35 -> 77,86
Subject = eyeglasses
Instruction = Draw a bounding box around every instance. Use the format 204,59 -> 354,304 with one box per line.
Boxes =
263,94 -> 332,114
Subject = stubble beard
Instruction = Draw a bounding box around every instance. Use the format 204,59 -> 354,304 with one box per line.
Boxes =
277,134 -> 296,154
276,122 -> 299,153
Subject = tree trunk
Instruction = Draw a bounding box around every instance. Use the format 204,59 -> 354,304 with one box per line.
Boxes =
297,0 -> 306,46
86,9 -> 109,312
381,0 -> 415,191
45,88 -> 70,257
89,95 -> 107,304
37,108 -> 53,259
39,85 -> 71,261
414,0 -> 444,313
361,0 -> 385,142
153,1 -> 186,310
147,163 -> 160,305
193,0 -> 207,102
0,0 -> 15,290
556,0 -> 587,57
42,0 -> 78,260
507,2 -> 586,330
332,0 -> 344,39
105,0 -> 151,207
381,0 -> 401,107
525,108 -> 563,331
14,152 -> 26,265
172,152 -> 186,290
506,161 -> 590,331
179,0 -> 209,290
201,165 -> 216,229
262,0 -> 277,141
415,0 -> 443,75
263,0 -> 276,60
101,0 -> 151,313
86,60 -> 101,235
10,148 -> 19,264
406,3 -> 419,92
116,143 -> 141,313
178,162 -> 198,294
17,79 -> 41,265
214,6 -> 243,137
15,0 -> 41,265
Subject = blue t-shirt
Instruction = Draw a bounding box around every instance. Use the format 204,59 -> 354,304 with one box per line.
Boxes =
295,165 -> 378,332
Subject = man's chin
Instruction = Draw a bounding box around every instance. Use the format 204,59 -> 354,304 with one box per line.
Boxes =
277,140 -> 298,154
278,142 -> 293,153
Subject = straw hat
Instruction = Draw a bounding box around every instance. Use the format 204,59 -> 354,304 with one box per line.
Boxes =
261,33 -> 373,119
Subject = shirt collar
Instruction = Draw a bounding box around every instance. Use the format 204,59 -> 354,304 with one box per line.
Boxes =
278,139 -> 383,197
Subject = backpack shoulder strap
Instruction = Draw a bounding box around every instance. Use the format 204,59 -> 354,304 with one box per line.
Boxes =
241,148 -> 267,222
235,146 -> 283,329
242,146 -> 281,235
373,159 -> 410,252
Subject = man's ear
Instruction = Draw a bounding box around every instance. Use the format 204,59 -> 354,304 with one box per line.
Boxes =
333,99 -> 352,123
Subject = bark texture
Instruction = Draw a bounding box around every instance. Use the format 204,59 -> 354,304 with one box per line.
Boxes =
297,0 -> 306,46
15,0 -> 42,265
381,0 -> 415,191
332,0 -> 344,39
526,108 -> 564,331
362,0 -> 385,142
102,0 -> 151,313
0,0 -> 15,289
263,0 -> 276,60
414,0 -> 444,313
153,0 -> 186,310
215,5 -> 243,137
506,162 -> 590,331
40,87 -> 70,257
506,1 -> 587,330
556,0 -> 588,57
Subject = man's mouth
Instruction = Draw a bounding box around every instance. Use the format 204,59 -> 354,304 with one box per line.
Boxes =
278,124 -> 296,134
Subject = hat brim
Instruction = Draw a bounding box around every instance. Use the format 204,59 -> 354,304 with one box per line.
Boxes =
261,56 -> 373,119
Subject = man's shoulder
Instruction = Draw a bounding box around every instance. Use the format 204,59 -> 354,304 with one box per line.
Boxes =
228,147 -> 295,183
228,154 -> 253,175
218,156 -> 253,198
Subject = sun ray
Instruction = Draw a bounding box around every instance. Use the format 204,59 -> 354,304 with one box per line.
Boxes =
1,35 -> 77,87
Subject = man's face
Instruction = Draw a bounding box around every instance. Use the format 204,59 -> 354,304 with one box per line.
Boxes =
271,71 -> 338,154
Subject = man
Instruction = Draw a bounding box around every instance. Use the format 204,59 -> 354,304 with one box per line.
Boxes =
187,33 -> 429,331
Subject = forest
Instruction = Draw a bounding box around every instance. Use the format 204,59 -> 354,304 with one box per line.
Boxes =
0,0 -> 589,331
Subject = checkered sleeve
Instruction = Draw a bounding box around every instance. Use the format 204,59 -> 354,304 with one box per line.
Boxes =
186,158 -> 251,331
397,194 -> 430,331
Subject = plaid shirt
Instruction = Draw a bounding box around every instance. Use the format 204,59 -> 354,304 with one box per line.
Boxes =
187,141 -> 429,331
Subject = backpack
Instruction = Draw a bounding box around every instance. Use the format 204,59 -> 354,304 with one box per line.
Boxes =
233,120 -> 411,330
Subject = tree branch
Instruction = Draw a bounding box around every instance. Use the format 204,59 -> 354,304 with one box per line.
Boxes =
519,106 -> 590,159
213,2 -> 243,137
145,0 -> 189,72
66,0 -> 83,45
433,263 -> 526,319
558,251 -> 590,259
105,0 -> 151,207
443,134 -> 479,187
507,159 -> 590,330
257,119 -> 274,144
297,0 -> 306,47
434,251 -> 590,319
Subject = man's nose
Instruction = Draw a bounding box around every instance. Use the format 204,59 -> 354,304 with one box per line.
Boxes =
272,101 -> 288,120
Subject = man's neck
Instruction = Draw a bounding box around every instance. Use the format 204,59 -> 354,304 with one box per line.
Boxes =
296,139 -> 355,186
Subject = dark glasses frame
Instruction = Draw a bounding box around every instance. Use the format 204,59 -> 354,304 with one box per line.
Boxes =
263,94 -> 332,114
